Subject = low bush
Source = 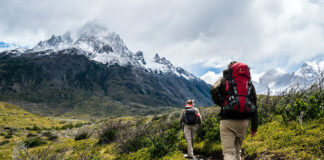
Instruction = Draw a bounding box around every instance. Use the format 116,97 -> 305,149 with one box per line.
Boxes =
48,135 -> 58,141
5,135 -> 13,139
42,131 -> 53,137
75,128 -> 91,141
23,137 -> 47,148
27,133 -> 38,138
98,121 -> 127,145
26,125 -> 41,132
0,140 -> 10,146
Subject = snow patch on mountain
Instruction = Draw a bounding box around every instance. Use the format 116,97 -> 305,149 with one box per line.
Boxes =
200,60 -> 323,95
144,53 -> 196,80
256,60 -> 323,94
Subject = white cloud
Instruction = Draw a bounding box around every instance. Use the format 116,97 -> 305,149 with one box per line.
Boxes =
250,70 -> 265,83
0,0 -> 324,76
200,71 -> 223,85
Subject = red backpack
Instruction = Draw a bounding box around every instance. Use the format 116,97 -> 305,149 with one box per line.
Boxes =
223,62 -> 256,113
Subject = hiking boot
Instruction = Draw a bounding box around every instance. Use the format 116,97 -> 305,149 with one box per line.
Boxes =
186,155 -> 196,159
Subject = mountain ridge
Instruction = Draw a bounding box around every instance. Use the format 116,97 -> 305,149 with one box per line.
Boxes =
0,22 -> 213,117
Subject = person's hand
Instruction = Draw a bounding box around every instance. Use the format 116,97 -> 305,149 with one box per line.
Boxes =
251,131 -> 257,137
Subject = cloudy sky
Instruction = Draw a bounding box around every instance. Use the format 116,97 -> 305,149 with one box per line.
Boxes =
1,0 -> 324,83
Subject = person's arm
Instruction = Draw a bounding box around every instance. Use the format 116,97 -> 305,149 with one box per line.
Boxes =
195,108 -> 202,127
250,84 -> 258,136
210,78 -> 224,106
179,109 -> 184,129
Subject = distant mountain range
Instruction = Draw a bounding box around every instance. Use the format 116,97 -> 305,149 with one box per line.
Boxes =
201,60 -> 323,95
0,22 -> 212,117
255,61 -> 323,94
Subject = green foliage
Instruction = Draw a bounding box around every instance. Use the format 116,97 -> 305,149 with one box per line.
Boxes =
243,118 -> 324,159
4,135 -> 12,139
75,130 -> 91,141
26,124 -> 41,132
0,86 -> 323,160
148,127 -> 179,158
98,122 -> 121,145
26,133 -> 37,138
118,132 -> 151,153
0,140 -> 10,146
23,137 -> 47,148
48,135 -> 58,141
119,148 -> 151,160
0,102 -> 63,129
281,89 -> 324,124
42,131 -> 53,137
196,114 -> 220,143
99,129 -> 116,144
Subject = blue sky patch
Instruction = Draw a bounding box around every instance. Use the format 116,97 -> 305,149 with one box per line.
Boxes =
186,63 -> 223,77
0,41 -> 17,48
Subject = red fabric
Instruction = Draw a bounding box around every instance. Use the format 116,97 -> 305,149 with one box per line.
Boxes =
230,62 -> 250,112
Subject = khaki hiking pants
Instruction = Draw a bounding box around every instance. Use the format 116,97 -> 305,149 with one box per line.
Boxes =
220,119 -> 249,160
184,124 -> 198,157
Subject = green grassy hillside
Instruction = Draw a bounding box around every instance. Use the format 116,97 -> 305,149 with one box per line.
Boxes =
0,85 -> 323,160
0,102 -> 63,129
0,102 -> 88,159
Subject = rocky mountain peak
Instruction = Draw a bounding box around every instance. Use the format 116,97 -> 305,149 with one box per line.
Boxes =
3,21 -> 200,81
153,53 -> 173,67
254,60 -> 323,94
34,33 -> 73,50
134,51 -> 146,65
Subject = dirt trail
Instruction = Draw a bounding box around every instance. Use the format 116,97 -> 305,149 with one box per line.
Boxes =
183,153 -> 223,160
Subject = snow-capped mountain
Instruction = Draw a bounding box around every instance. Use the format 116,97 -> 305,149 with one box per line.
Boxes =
24,22 -> 196,80
255,61 -> 323,94
0,21 -> 212,117
200,60 -> 323,95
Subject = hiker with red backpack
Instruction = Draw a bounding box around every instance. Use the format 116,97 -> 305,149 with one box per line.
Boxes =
210,61 -> 258,160
179,99 -> 202,159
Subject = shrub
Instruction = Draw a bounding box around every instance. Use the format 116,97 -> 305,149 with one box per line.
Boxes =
26,125 -> 41,132
5,131 -> 14,139
117,125 -> 151,153
4,127 -> 11,130
48,135 -> 58,141
42,131 -> 53,137
145,121 -> 180,158
98,128 -> 116,144
27,133 -> 38,138
60,123 -> 74,130
98,121 -> 126,145
74,122 -> 84,128
0,140 -> 10,146
282,89 -> 324,125
75,128 -> 91,141
196,115 -> 220,143
5,135 -> 12,139
23,137 -> 46,148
